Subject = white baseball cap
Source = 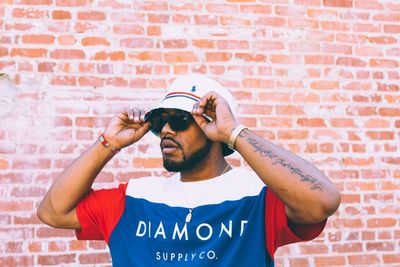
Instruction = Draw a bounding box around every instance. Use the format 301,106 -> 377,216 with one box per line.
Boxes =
145,74 -> 237,156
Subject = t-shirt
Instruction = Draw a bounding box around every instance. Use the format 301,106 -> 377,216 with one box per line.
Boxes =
76,168 -> 326,266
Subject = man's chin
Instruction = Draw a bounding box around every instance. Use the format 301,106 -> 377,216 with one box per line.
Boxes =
163,161 -> 184,172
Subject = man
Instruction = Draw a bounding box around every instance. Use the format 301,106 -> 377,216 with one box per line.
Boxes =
38,74 -> 341,266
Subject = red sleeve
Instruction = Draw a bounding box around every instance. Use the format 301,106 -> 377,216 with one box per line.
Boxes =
264,188 -> 326,258
75,183 -> 127,244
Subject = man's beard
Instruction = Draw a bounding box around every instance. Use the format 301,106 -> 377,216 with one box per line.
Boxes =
163,139 -> 212,172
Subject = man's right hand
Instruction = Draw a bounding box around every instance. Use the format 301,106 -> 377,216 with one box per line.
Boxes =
103,107 -> 151,150
37,107 -> 151,229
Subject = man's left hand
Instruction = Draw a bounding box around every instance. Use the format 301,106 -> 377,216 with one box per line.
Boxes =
191,91 -> 238,144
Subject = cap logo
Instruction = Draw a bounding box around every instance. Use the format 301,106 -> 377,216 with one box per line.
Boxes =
191,85 -> 197,92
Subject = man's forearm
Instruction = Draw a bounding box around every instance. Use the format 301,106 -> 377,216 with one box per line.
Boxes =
234,129 -> 340,224
37,140 -> 115,227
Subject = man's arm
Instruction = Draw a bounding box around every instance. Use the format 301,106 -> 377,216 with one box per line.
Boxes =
192,91 -> 340,226
234,129 -> 341,225
37,108 -> 150,229
37,141 -> 115,229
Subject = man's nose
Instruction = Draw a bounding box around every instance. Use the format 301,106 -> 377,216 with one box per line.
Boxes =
160,121 -> 176,136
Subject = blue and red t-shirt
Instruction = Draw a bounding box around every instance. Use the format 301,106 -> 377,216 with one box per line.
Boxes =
76,168 -> 326,266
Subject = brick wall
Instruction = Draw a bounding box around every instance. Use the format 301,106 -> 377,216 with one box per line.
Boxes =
0,0 -> 399,266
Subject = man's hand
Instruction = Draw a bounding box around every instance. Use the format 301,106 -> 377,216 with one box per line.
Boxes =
103,107 -> 150,149
191,91 -> 238,144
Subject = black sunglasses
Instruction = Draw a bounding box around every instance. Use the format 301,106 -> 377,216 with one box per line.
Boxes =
148,110 -> 193,136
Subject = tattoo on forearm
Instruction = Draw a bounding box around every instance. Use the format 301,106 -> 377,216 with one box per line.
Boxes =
240,131 -> 323,191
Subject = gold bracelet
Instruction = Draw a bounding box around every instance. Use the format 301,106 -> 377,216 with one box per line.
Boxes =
228,124 -> 247,150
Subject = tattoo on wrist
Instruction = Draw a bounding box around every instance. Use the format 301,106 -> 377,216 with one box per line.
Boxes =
241,132 -> 323,191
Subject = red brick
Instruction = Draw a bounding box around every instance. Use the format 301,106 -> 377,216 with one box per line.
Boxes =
315,256 -> 346,266
78,11 -> 106,20
366,241 -> 395,251
56,0 -> 88,6
337,57 -> 367,67
254,41 -> 284,50
240,4 -> 271,13
161,39 -> 188,49
367,36 -> 397,44
110,11 -> 144,22
300,244 -> 329,254
297,118 -> 326,127
331,118 -> 356,127
321,21 -> 350,31
332,243 -> 363,253
163,52 -> 198,63
355,0 -> 383,9
0,159 -> 9,169
174,16 -> 195,27
0,47 -> 8,57
323,0 -> 352,7
113,24 -> 144,35
288,258 -> 309,267
0,200 -> 33,211
79,253 -> 111,264
134,1 -> 168,11
12,8 -> 48,19
254,17 -> 286,27
12,159 -> 51,169
194,15 -> 218,25
205,3 -> 239,13
38,254 -> 76,265
370,59 -> 398,69
148,14 -> 169,23
311,81 -> 339,90
243,79 -> 274,89
50,49 -> 85,59
346,106 -> 377,116
381,157 -> 400,165
52,10 -> 71,20
192,39 -> 214,49
38,62 -> 56,72
288,18 -> 318,29
378,83 -> 399,91
82,37 -> 110,46
121,38 -> 153,48
221,16 -> 252,26
37,227 -> 75,238
11,186 -> 45,197
57,35 -> 76,45
383,24 -> 400,33
367,218 -> 397,228
51,76 -> 76,86
69,240 -> 87,251
22,34 -> 54,44
278,130 -> 308,139
383,254 -> 400,264
270,55 -> 301,64
11,48 -> 47,58
0,257 -> 34,266
349,255 -> 380,265
366,131 -> 394,140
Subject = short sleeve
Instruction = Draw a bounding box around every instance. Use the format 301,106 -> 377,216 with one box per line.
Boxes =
264,188 -> 326,257
75,183 -> 128,244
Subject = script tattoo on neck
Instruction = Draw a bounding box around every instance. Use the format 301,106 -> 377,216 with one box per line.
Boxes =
239,130 -> 323,191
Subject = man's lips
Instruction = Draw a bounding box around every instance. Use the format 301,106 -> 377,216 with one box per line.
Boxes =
160,138 -> 181,153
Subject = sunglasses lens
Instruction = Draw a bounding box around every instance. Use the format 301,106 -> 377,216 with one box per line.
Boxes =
169,114 -> 190,132
149,114 -> 166,136
149,112 -> 191,135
